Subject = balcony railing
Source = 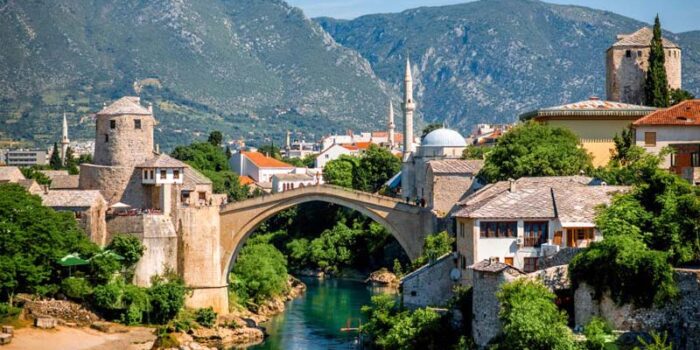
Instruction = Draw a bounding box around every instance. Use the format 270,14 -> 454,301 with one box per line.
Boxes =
523,235 -> 546,248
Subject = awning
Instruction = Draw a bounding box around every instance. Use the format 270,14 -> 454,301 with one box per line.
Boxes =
110,202 -> 131,209
58,253 -> 89,267
385,171 -> 402,189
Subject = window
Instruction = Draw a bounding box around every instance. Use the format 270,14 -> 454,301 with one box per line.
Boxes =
150,170 -> 154,179
644,132 -> 656,146
553,231 -> 563,246
325,154 -> 329,159
575,228 -> 595,241
459,222 -> 466,238
625,50 -> 631,57
504,257 -> 514,266
160,170 -> 167,179
693,153 -> 700,167
637,50 -> 642,57
461,256 -> 467,270
523,257 -> 538,273
173,170 -> 179,180
670,152 -> 677,167
110,120 -> 116,129
104,134 -> 109,142
523,221 -> 548,247
134,119 -> 141,129
479,221 -> 517,238
199,192 -> 206,200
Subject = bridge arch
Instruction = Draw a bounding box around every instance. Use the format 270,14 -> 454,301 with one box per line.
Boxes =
218,185 -> 433,283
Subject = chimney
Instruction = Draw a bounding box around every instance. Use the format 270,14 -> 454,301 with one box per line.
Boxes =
509,178 -> 516,192
489,256 -> 499,265
148,102 -> 153,113
43,185 -> 49,194
155,144 -> 160,154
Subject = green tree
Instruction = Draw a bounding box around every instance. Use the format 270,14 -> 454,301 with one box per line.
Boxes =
207,131 -> 223,147
148,275 -> 186,324
20,166 -> 51,185
323,155 -> 359,189
230,241 -> 288,304
77,154 -> 93,165
611,127 -> 635,166
171,142 -> 229,172
50,142 -> 62,170
413,231 -> 454,268
496,279 -> 575,350
64,146 -> 79,174
200,170 -> 249,202
258,144 -> 282,160
225,146 -> 232,160
479,121 -> 592,182
462,145 -> 487,160
421,123 -> 443,139
669,89 -> 695,106
0,183 -> 98,301
107,234 -> 145,268
644,15 -> 670,107
308,222 -> 358,272
354,145 -> 401,192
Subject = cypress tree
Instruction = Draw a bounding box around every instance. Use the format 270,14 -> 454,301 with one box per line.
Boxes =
49,142 -> 62,170
644,15 -> 670,107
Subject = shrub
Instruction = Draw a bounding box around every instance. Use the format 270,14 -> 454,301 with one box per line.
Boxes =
584,317 -> 613,350
496,279 -> 575,350
0,302 -> 21,322
148,276 -> 187,324
107,234 -> 145,268
121,284 -> 151,325
195,307 -> 217,328
61,277 -> 93,301
88,253 -> 122,285
635,331 -> 673,350
412,231 -> 454,269
230,242 -> 288,304
92,279 -> 124,310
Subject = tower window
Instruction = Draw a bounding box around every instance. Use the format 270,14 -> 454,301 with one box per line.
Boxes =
173,170 -> 180,180
104,134 -> 109,142
110,120 -> 116,129
134,119 -> 141,129
625,50 -> 631,57
160,170 -> 167,180
637,50 -> 642,57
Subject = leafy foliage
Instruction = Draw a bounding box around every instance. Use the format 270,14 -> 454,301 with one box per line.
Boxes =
323,145 -> 400,192
644,15 -> 670,108
257,144 -> 282,159
20,166 -> 52,185
148,275 -> 187,324
634,331 -> 673,350
669,89 -> 695,106
61,277 -> 93,301
207,131 -> 223,147
0,183 -> 97,300
195,307 -> 217,328
421,123 -> 443,139
412,231 -> 454,269
230,240 -> 288,304
323,155 -> 359,189
462,145 -> 488,160
107,234 -> 145,268
583,317 -> 614,350
480,122 -> 592,182
50,142 -> 63,170
495,279 -> 575,350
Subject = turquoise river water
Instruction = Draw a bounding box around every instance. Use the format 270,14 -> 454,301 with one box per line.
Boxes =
242,277 -> 394,350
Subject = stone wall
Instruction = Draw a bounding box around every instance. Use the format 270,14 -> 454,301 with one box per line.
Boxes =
471,267 -> 523,347
429,173 -> 477,217
575,269 -> 700,350
606,47 -> 681,104
401,253 -> 458,309
93,113 -> 155,167
79,164 -> 146,205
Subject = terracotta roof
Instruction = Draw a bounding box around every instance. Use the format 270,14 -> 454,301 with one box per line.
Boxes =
611,27 -> 679,49
428,159 -> 484,174
242,152 -> 294,169
137,154 -> 187,168
371,131 -> 404,143
50,175 -> 80,189
355,142 -> 372,150
341,145 -> 360,151
97,96 -> 152,116
0,166 -> 25,182
40,190 -> 105,208
520,98 -> 656,120
633,100 -> 700,126
453,176 -> 626,222
239,176 -> 255,186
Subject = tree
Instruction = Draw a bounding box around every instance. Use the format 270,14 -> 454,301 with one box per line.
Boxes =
413,231 -> 454,268
20,167 -> 51,185
257,144 -> 281,160
0,184 -> 98,301
64,147 -> 79,174
323,155 -> 359,189
479,122 -> 592,183
225,146 -> 232,160
148,275 -> 186,324
421,123 -> 443,139
107,234 -> 145,268
670,89 -> 695,106
230,241 -> 288,304
611,127 -> 635,166
171,142 -> 229,172
644,15 -> 670,108
207,131 -> 223,147
496,279 -> 575,350
462,145 -> 488,160
200,170 -> 249,202
49,142 -> 62,170
354,145 -> 401,192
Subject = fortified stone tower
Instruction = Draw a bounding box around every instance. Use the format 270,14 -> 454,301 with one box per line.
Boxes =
606,27 -> 681,105
80,97 -> 157,205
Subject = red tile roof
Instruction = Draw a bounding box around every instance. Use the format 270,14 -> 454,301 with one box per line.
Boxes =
633,100 -> 700,126
239,176 -> 255,186
371,131 -> 404,143
242,151 -> 294,168
355,142 -> 372,150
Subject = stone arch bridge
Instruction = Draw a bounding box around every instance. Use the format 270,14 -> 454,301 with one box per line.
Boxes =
183,185 -> 435,313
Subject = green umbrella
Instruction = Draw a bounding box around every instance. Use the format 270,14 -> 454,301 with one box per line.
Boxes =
91,250 -> 124,261
58,253 -> 89,267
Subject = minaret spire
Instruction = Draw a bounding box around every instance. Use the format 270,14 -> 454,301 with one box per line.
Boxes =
60,113 -> 70,165
388,100 -> 395,148
402,57 -> 415,156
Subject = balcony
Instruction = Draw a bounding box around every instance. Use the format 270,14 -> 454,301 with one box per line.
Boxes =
523,235 -> 547,248
681,167 -> 700,185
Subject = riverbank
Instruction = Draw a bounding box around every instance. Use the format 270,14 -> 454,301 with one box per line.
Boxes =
3,324 -> 156,350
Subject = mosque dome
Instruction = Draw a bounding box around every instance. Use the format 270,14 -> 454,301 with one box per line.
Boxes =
421,128 -> 467,147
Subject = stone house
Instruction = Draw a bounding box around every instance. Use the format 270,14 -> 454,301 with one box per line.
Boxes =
271,172 -> 321,193
453,176 -> 627,283
50,175 -> 80,190
425,159 -> 483,216
400,253 -> 459,309
18,179 -> 43,195
40,190 -> 108,246
632,99 -> 700,184
314,143 -> 360,168
520,97 -> 656,166
606,27 -> 682,105
0,166 -> 25,183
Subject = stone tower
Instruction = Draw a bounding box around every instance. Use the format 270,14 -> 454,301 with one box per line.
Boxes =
403,57 -> 416,156
606,27 -> 681,104
60,113 -> 70,165
388,100 -> 396,148
93,96 -> 156,167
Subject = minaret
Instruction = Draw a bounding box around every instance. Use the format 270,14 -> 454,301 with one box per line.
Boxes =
402,57 -> 416,156
388,101 -> 396,148
60,113 -> 70,165
285,130 -> 291,151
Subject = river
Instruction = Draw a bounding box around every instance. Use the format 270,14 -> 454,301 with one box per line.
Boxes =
243,277 -> 395,350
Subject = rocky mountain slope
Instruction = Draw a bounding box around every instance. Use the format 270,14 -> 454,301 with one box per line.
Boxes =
0,0 -> 394,148
317,0 -> 700,130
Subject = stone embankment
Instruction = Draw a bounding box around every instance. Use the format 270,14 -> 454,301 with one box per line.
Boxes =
366,268 -> 399,286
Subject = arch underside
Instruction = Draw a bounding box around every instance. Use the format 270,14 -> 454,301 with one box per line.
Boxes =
221,194 -> 416,282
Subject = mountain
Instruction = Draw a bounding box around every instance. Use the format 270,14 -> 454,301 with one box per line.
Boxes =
317,0 -> 700,131
0,0 -> 394,149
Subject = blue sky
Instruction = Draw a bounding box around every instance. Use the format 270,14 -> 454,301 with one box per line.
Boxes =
286,0 -> 700,33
